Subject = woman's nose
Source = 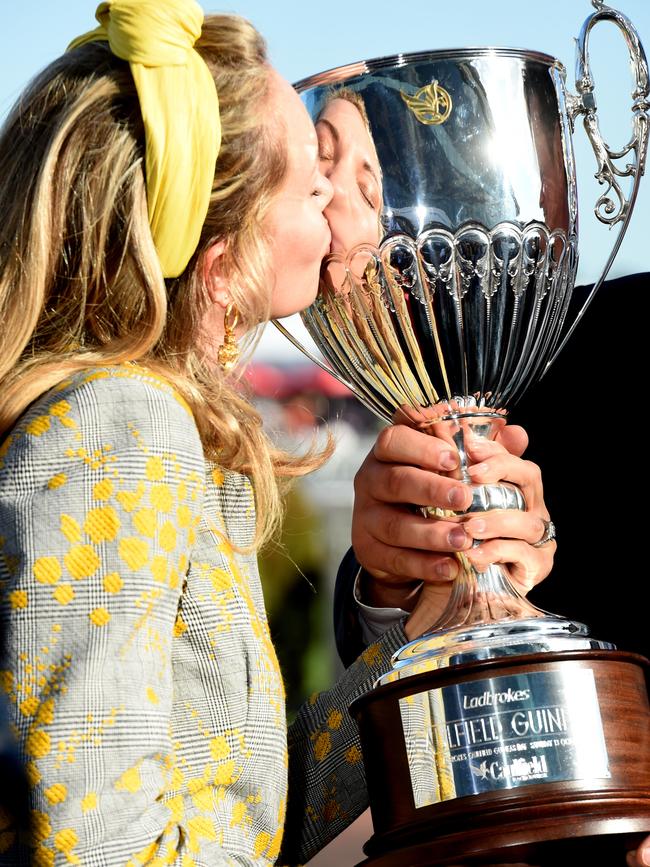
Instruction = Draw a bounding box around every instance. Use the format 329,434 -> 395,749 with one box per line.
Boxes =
324,165 -> 352,215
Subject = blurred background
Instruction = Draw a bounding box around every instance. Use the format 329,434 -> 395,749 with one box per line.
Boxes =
2,0 -> 648,862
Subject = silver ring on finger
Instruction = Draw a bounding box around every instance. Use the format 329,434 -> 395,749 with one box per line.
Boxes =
531,518 -> 556,548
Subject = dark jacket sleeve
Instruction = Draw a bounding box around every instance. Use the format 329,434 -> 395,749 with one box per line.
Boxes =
333,547 -> 366,668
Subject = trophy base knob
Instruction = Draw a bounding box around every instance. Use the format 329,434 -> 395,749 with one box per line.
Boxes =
351,649 -> 650,866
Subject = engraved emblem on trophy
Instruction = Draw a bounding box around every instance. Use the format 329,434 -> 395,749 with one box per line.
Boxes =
275,1 -> 650,863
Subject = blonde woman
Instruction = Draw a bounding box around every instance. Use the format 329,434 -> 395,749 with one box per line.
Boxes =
0,5 -> 396,862
0,1 -> 556,864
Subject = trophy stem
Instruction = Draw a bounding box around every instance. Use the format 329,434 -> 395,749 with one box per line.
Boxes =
386,399 -> 596,681
426,403 -> 547,631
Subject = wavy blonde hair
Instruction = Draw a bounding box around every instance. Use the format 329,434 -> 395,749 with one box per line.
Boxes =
0,14 -> 330,550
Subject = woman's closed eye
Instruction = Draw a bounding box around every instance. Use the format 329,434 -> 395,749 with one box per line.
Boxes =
359,180 -> 380,211
318,145 -> 334,163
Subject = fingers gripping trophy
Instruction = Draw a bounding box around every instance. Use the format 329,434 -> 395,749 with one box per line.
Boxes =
276,1 -> 650,864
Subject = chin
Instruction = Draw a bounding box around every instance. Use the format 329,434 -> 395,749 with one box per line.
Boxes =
302,281 -> 320,311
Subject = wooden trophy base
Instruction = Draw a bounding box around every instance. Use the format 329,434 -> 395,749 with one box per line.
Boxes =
351,650 -> 650,866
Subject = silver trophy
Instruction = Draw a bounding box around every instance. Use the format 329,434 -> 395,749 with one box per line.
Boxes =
276,2 -> 650,863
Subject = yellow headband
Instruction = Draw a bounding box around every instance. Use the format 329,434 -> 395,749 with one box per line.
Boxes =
69,0 -> 221,278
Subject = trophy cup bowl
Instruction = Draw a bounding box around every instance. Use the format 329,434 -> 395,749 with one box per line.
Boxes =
274,2 -> 650,863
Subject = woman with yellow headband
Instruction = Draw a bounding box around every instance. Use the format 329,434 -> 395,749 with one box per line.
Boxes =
0,0 -> 555,864
0,2 -> 395,862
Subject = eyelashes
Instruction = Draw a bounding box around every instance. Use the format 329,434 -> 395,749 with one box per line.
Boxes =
317,132 -> 380,210
359,184 -> 375,210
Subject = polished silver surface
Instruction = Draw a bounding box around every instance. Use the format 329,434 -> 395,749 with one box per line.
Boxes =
398,667 -> 610,805
294,48 -> 562,94
295,50 -> 580,411
380,618 -> 613,684
275,3 -> 648,678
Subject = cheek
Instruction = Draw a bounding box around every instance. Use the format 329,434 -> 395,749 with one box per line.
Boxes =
271,203 -> 323,264
267,207 -> 325,318
329,207 -> 379,256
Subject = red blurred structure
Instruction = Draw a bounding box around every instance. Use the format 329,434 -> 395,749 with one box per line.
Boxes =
244,363 -> 352,400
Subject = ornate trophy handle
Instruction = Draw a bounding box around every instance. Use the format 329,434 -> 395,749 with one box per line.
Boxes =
548,0 -> 649,367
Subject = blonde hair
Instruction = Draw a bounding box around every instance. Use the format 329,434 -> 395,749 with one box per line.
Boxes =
0,14 -> 329,549
325,87 -> 372,132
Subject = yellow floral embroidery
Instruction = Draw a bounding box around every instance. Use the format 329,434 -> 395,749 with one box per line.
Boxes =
159,522 -> 177,553
81,793 -> 97,813
209,736 -> 230,762
33,558 -> 62,585
345,745 -> 362,764
116,482 -> 146,513
26,729 -> 51,759
327,709 -> 343,730
103,572 -> 123,594
83,506 -> 120,544
20,696 -> 39,717
9,589 -> 28,609
115,764 -> 142,794
119,537 -> 149,571
93,478 -> 114,500
253,831 -> 271,858
89,608 -> 111,627
150,555 -> 167,584
133,508 -> 157,538
146,456 -> 165,482
48,473 -> 67,490
26,416 -> 51,437
151,483 -> 173,513
312,731 -> 331,762
64,545 -> 100,580
44,783 -> 67,805
53,827 -> 78,853
60,515 -> 82,544
53,584 -> 74,605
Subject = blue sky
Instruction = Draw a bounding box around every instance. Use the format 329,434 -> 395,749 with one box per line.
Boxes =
1,1 -> 648,360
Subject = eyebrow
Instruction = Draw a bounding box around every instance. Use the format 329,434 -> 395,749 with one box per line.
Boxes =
316,117 -> 340,144
316,117 -> 380,187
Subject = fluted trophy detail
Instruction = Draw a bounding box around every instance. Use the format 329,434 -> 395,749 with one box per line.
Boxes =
275,3 -> 650,863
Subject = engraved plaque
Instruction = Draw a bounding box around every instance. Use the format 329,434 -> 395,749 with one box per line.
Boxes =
399,668 -> 610,807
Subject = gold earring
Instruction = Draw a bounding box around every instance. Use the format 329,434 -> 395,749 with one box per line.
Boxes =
217,302 -> 240,372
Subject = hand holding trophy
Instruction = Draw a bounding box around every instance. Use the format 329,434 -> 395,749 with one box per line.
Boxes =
276,1 -> 650,864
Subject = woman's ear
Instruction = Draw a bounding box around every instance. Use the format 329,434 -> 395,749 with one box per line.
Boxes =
203,239 -> 231,308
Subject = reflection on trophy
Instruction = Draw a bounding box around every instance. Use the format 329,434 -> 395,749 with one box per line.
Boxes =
275,1 -> 650,864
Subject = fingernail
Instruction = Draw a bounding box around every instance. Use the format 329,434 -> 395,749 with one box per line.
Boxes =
436,560 -> 457,580
641,848 -> 650,867
448,487 -> 467,509
440,450 -> 458,470
467,518 -> 487,535
468,462 -> 488,477
468,439 -> 490,455
448,527 -> 467,549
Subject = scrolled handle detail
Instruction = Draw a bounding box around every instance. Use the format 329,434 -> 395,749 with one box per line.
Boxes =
569,3 -> 649,227
548,3 -> 649,369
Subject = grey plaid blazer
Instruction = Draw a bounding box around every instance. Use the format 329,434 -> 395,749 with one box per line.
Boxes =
0,366 -> 407,866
